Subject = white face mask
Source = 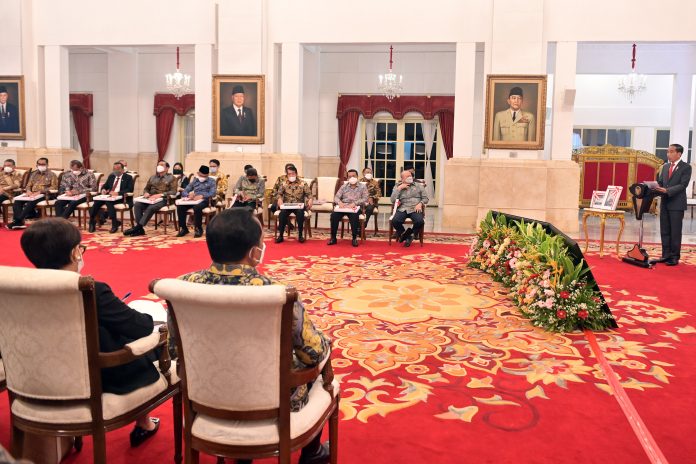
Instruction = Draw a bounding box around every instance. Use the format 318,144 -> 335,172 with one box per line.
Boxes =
348,177 -> 358,185
72,170 -> 82,176
37,165 -> 47,172
364,173 -> 373,180
156,165 -> 166,173
209,166 -> 218,173
404,177 -> 414,184
288,176 -> 297,182
249,242 -> 266,265
197,176 -> 207,183
3,166 -> 12,173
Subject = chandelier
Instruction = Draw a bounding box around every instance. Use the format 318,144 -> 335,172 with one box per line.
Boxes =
165,46 -> 191,99
378,45 -> 403,101
618,43 -> 647,103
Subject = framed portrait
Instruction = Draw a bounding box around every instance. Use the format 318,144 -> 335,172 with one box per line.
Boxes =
213,75 -> 265,144
601,185 -> 623,211
590,190 -> 606,209
0,76 -> 26,140
484,75 -> 547,150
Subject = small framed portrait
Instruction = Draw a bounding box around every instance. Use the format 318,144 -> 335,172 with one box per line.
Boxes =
213,75 -> 265,144
590,190 -> 606,209
601,185 -> 623,211
484,75 -> 547,150
0,76 -> 26,140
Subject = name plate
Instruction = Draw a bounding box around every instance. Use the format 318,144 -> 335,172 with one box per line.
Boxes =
333,206 -> 360,213
175,199 -> 204,206
57,194 -> 86,201
14,193 -> 44,201
280,203 -> 305,210
93,194 -> 122,201
134,196 -> 162,205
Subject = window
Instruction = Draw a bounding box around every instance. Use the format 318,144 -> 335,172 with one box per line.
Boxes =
655,129 -> 693,163
362,118 -> 440,205
573,128 -> 632,148
177,110 -> 195,163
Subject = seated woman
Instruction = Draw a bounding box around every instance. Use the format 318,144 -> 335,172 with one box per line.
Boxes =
19,218 -> 162,447
173,162 -> 190,191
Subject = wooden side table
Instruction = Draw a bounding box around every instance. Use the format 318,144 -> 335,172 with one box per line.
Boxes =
582,208 -> 626,258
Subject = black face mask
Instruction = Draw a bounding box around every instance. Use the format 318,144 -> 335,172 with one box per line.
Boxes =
173,169 -> 183,175
248,177 -> 257,183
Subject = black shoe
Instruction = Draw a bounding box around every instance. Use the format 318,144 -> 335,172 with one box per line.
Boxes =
176,228 -> 189,237
8,220 -> 25,230
194,227 -> 203,238
327,237 -> 337,245
131,225 -> 146,237
398,228 -> 413,243
88,222 -> 96,233
110,221 -> 121,234
352,237 -> 359,247
129,417 -> 160,448
98,215 -> 107,226
123,227 -> 136,236
298,234 -> 306,243
275,236 -> 284,244
653,256 -> 670,263
404,235 -> 414,247
666,259 -> 679,266
299,441 -> 330,464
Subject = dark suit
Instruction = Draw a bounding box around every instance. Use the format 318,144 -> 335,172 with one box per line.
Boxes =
90,172 -> 134,225
220,105 -> 256,136
95,282 -> 160,394
657,160 -> 692,261
0,102 -> 19,134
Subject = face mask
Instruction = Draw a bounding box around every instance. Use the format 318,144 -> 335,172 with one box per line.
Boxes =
405,177 -> 414,184
37,165 -> 47,172
113,170 -> 122,177
72,170 -> 82,176
209,166 -> 218,173
197,176 -> 208,183
364,173 -> 373,180
348,177 -> 358,185
288,176 -> 297,182
248,177 -> 257,183
249,242 -> 266,265
173,169 -> 183,175
3,166 -> 12,173
156,165 -> 166,173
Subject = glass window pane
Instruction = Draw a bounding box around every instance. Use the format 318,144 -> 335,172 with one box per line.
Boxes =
405,123 -> 415,141
376,123 -> 387,140
573,128 -> 581,135
387,123 -> 397,141
415,143 -> 426,161
655,149 -> 668,162
430,144 -> 437,160
415,123 -> 424,141
656,130 -> 670,148
386,142 -> 396,160
375,161 -> 386,178
582,129 -> 606,146
607,129 -> 631,147
404,142 -> 413,161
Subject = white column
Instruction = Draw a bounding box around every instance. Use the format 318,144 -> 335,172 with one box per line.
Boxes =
43,45 -> 70,149
550,42 -> 577,160
280,42 -> 302,155
452,42 -> 477,158
194,44 -> 213,152
107,51 -> 139,155
670,72 -> 691,161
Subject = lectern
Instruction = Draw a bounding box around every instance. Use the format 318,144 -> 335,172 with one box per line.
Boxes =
622,182 -> 660,268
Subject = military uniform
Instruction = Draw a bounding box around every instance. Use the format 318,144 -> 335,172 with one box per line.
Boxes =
492,109 -> 536,142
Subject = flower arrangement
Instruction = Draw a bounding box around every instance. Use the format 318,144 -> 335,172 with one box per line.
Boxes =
468,211 -> 614,332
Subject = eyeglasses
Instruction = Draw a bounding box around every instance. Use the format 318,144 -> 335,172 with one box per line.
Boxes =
78,244 -> 87,255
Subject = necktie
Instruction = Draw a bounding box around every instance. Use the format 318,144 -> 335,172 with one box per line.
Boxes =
668,162 -> 676,179
512,111 -> 517,122
113,176 -> 121,194
238,109 -> 243,123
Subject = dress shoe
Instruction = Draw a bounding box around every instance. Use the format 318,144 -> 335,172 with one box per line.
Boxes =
176,228 -> 189,237
665,259 -> 679,266
88,222 -> 96,233
404,235 -> 414,247
298,234 -> 306,243
110,221 -> 121,234
653,256 -> 670,263
298,441 -> 330,464
98,215 -> 107,226
327,237 -> 337,245
123,226 -> 136,236
275,236 -> 284,244
194,227 -> 203,238
129,417 -> 160,448
352,237 -> 359,247
398,228 -> 413,243
130,225 -> 146,237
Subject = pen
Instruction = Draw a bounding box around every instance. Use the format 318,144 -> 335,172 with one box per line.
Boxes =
122,292 -> 132,301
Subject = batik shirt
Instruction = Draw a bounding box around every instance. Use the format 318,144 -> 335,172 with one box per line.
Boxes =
210,170 -> 228,203
234,176 -> 266,201
25,170 -> 58,194
334,183 -> 368,206
59,170 -> 97,194
0,170 -> 22,194
143,173 -> 178,196
359,177 -> 382,203
278,179 -> 312,204
179,263 -> 331,411
390,182 -> 429,213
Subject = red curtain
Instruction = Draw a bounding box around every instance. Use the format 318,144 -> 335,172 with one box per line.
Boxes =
338,111 -> 360,178
69,93 -> 93,168
153,93 -> 195,162
438,111 -> 454,160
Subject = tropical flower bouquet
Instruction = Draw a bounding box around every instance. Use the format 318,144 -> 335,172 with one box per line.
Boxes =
468,211 -> 614,332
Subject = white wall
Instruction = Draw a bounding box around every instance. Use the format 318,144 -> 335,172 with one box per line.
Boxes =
69,53 -> 108,151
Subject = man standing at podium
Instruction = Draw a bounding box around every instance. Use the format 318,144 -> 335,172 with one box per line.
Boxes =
655,143 -> 692,266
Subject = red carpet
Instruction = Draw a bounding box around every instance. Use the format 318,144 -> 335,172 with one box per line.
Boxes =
1,227 -> 695,463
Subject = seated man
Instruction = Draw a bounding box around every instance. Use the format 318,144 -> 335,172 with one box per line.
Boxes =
269,163 -> 296,215
208,158 -> 227,206
276,165 -> 312,243
232,167 -> 265,209
233,164 -> 255,190
8,157 -> 58,229
179,208 -> 331,464
175,165 -> 216,238
328,169 -> 368,247
359,166 -> 381,230
54,160 -> 97,219
124,161 -> 178,237
0,158 -> 22,209
390,169 -> 429,247
89,161 -> 134,233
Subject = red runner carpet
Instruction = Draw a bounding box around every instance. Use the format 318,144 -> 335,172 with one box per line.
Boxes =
0,228 -> 694,463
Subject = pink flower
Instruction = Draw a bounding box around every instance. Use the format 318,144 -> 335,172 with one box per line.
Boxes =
544,289 -> 555,296
545,298 -> 554,308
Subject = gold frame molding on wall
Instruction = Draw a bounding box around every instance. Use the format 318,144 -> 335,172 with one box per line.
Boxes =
0,75 -> 26,141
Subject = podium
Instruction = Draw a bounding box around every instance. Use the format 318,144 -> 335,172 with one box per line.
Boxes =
622,182 -> 661,268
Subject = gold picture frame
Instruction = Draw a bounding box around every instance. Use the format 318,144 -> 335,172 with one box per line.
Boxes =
213,74 -> 265,144
0,76 -> 26,140
484,74 -> 547,150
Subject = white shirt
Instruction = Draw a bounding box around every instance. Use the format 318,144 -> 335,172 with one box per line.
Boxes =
233,104 -> 243,116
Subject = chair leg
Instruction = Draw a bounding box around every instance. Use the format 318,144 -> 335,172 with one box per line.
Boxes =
10,424 -> 24,457
93,430 -> 107,464
340,220 -> 345,239
274,215 -> 278,238
74,435 -> 83,452
388,222 -> 393,245
307,217 -> 312,238
374,213 -> 379,237
330,403 -> 339,464
174,392 -> 183,464
360,219 -> 366,242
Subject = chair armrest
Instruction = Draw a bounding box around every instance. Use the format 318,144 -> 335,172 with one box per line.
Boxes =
99,326 -> 167,369
288,352 -> 333,389
125,331 -> 161,356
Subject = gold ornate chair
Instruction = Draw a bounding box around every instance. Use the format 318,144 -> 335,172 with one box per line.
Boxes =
0,266 -> 182,464
150,279 -> 339,464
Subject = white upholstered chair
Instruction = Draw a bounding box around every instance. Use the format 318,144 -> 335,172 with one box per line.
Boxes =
151,279 -> 339,464
0,266 -> 182,464
311,177 -> 341,228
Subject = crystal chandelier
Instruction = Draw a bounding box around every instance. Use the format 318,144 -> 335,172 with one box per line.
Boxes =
378,45 -> 403,101
165,46 -> 191,99
618,43 -> 647,103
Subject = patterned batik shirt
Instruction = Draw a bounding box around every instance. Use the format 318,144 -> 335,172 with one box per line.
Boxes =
334,183 -> 368,206
278,179 -> 311,204
234,176 -> 266,201
390,182 -> 429,213
26,170 -> 58,194
144,173 -> 178,196
0,170 -> 22,194
360,177 -> 382,203
179,263 -> 331,411
210,170 -> 228,203
59,170 -> 97,194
